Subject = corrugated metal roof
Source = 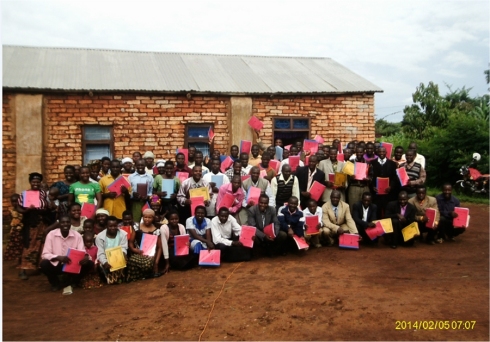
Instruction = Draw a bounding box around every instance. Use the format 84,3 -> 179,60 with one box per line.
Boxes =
2,45 -> 383,94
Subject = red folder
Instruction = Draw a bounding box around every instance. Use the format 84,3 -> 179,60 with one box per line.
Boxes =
240,140 -> 252,155
191,196 -> 205,215
264,223 -> 276,239
241,175 -> 251,182
120,226 -> 132,241
269,160 -> 280,174
354,162 -> 368,180
337,154 -> 345,162
305,216 -> 320,235
220,156 -> 234,173
366,224 -> 385,240
239,225 -> 256,248
174,234 -> 190,256
107,176 -> 131,197
425,208 -> 437,228
141,202 -> 150,213
22,190 -> 40,208
246,186 -> 261,205
376,177 -> 390,195
328,173 -> 335,183
339,234 -> 360,249
289,156 -> 300,172
208,127 -> 215,141
303,139 -> 319,154
314,135 -> 324,144
453,207 -> 469,227
293,235 -> 309,250
381,142 -> 393,159
81,202 -> 96,218
176,172 -> 189,183
177,148 -> 189,164
62,248 -> 86,274
199,249 -> 221,266
140,233 -> 158,256
309,181 -> 326,201
217,193 -> 235,211
137,183 -> 148,198
247,116 -> 264,131
396,167 -> 410,186
152,166 -> 158,175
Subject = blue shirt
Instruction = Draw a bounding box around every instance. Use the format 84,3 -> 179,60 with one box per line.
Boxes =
435,194 -> 460,220
128,172 -> 154,199
278,207 -> 305,237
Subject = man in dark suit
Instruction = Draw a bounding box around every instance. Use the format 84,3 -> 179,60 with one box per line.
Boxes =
295,155 -> 326,209
352,192 -> 378,244
247,194 -> 287,256
385,191 -> 417,248
369,146 -> 399,219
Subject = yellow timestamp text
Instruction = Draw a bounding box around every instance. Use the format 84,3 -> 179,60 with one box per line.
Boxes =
395,320 -> 476,330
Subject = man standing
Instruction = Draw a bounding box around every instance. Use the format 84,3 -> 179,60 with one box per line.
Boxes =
408,186 -> 440,245
240,166 -> 274,223
203,158 -> 230,218
216,175 -> 245,221
369,146 -> 399,218
225,160 -> 248,182
401,149 -> 426,198
142,151 -> 155,176
173,152 -> 193,176
128,160 -> 153,223
436,184 -> 466,241
402,142 -> 426,168
193,150 -> 210,176
239,152 -> 253,174
258,152 -> 277,181
295,155 -> 326,209
271,165 -> 300,211
318,147 -> 346,203
99,160 -> 131,219
249,145 -> 262,167
247,194 -> 287,256
385,191 -> 417,248
351,192 -> 378,243
177,165 -> 213,224
321,190 -> 358,246
348,147 -> 370,209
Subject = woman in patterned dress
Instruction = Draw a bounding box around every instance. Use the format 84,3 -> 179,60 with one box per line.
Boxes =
3,194 -> 24,262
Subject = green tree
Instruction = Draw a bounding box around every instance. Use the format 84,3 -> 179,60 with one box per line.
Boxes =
375,119 -> 401,137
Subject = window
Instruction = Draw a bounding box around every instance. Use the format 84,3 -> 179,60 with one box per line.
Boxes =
273,118 -> 310,146
82,126 -> 114,165
185,124 -> 214,157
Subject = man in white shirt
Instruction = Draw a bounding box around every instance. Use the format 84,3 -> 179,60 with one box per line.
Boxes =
210,207 -> 252,262
271,165 -> 301,211
402,142 -> 426,168
203,158 -> 230,218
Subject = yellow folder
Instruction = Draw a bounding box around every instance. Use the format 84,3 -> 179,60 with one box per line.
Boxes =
401,222 -> 420,242
373,218 -> 393,233
189,187 -> 210,201
334,172 -> 347,187
341,161 -> 355,176
105,246 -> 127,272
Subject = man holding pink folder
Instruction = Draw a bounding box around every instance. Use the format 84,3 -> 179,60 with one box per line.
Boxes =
408,187 -> 440,244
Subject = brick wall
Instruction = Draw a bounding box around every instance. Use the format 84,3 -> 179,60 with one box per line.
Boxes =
252,94 -> 375,146
3,94 -> 16,216
44,94 -> 230,185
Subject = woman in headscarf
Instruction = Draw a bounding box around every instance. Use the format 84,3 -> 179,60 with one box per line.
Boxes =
49,165 -> 76,216
126,208 -> 162,281
16,172 -> 49,280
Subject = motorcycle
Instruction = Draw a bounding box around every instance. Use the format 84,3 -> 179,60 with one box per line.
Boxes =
455,153 -> 489,195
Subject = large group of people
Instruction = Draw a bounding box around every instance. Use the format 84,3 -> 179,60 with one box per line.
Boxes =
4,133 -> 469,295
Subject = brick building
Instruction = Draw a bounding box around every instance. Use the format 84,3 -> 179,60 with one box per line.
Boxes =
2,45 -> 382,213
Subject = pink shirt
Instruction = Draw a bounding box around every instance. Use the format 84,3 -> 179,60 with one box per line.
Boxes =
42,229 -> 85,266
216,183 -> 245,214
85,245 -> 98,263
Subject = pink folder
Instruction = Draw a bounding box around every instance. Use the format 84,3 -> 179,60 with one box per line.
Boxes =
191,196 -> 205,215
289,156 -> 300,172
240,140 -> 252,155
328,173 -> 335,183
381,142 -> 393,159
239,225 -> 256,248
305,216 -> 320,235
339,234 -> 360,249
303,139 -> 319,154
284,144 -> 292,151
176,172 -> 189,183
174,234 -> 190,256
220,156 -> 234,173
62,248 -> 86,274
425,208 -> 437,228
453,207 -> 469,227
208,127 -> 215,141
199,249 -> 221,266
304,156 -> 310,166
354,162 -> 368,180
259,169 -> 268,179
141,202 -> 150,213
309,181 -> 326,201
217,193 -> 235,211
80,202 -> 96,218
264,223 -> 276,239
269,159 -> 280,174
396,167 -> 410,186
140,233 -> 158,256
107,176 -> 131,197
22,190 -> 40,208
337,154 -> 345,162
293,235 -> 309,250
376,177 -> 390,195
366,223 -> 385,240
313,135 -> 324,144
246,186 -> 261,205
247,116 -> 264,131
177,148 -> 189,164
241,175 -> 251,182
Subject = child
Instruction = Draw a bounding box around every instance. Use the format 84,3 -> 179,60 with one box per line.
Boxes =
118,210 -> 138,248
303,199 -> 323,248
82,219 -> 95,235
4,194 -> 24,262
79,231 -> 103,289
46,187 -> 60,225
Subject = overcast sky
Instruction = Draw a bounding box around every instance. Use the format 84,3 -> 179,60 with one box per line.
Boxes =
2,0 -> 488,122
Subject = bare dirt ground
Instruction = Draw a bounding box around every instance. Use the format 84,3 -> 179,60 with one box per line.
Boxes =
3,203 -> 489,341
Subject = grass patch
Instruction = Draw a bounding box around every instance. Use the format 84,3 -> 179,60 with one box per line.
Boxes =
426,187 -> 489,205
